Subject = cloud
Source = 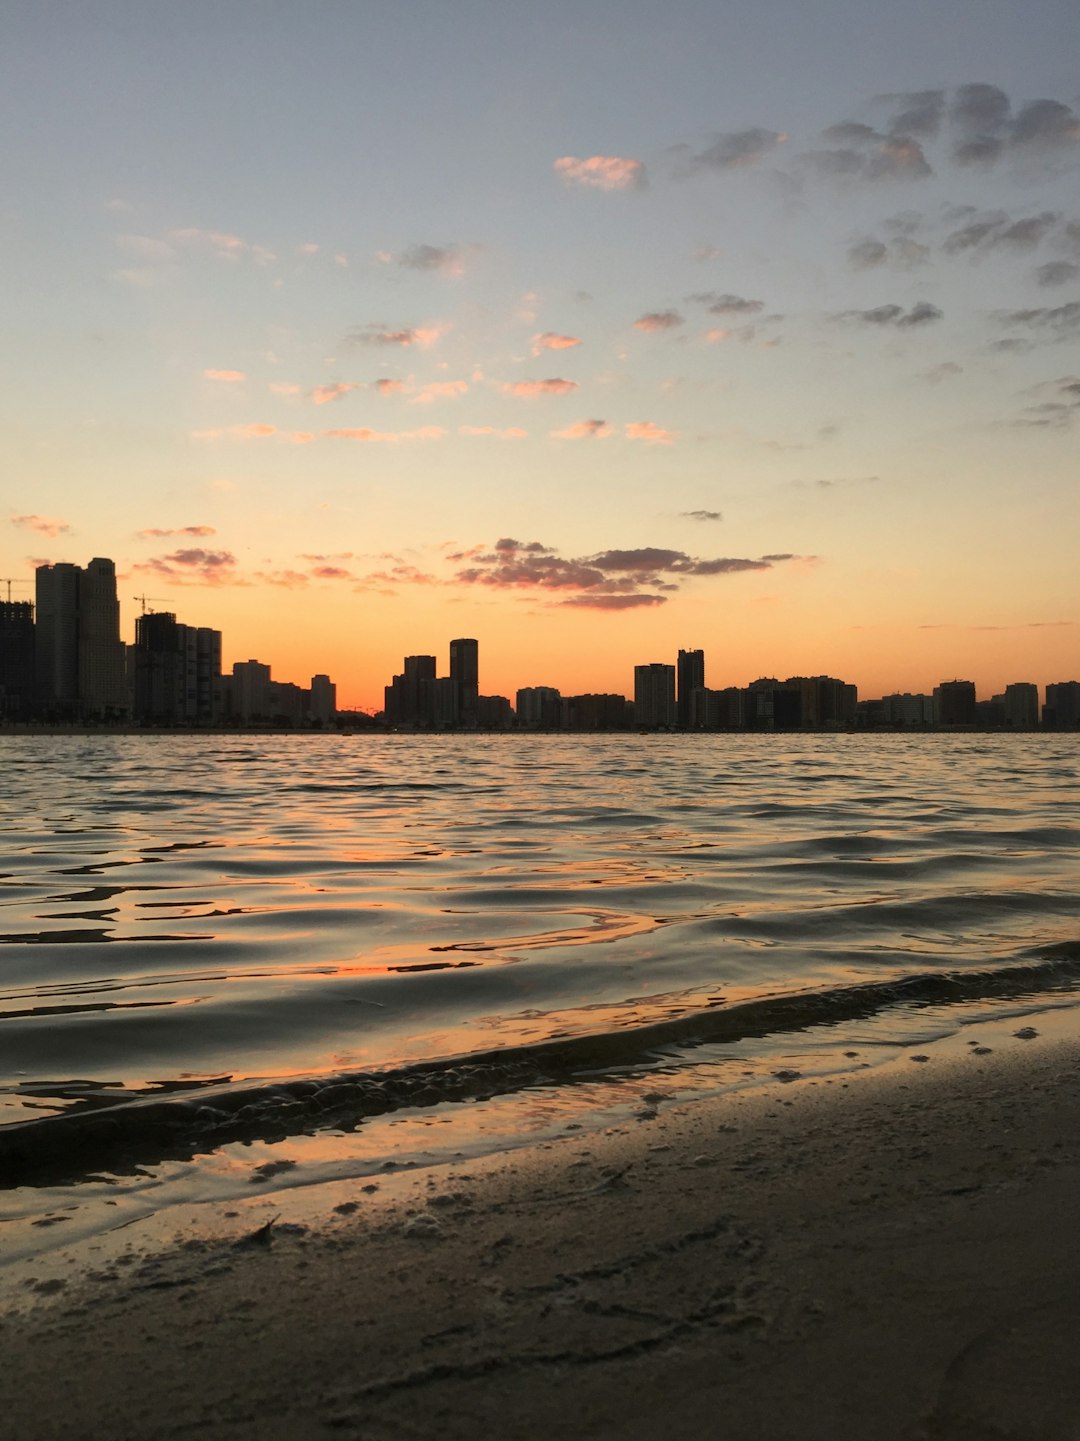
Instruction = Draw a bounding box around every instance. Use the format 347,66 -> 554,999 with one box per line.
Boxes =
802,133 -> 932,183
625,421 -> 676,444
446,535 -> 797,610
847,236 -> 929,269
397,243 -> 476,277
167,227 -> 272,263
309,565 -> 355,580
552,419 -> 612,440
269,381 -> 302,397
994,301 -> 1080,339
134,548 -> 239,585
834,301 -> 943,328
459,426 -> 528,439
349,324 -> 448,349
116,233 -> 176,261
634,310 -> 684,332
920,362 -> 963,384
374,378 -> 407,394
191,423 -> 315,443
553,155 -> 646,190
255,569 -> 310,589
502,378 -> 578,397
688,128 -> 787,172
11,514 -> 70,537
137,525 -> 217,539
203,368 -> 246,383
943,209 -> 1060,256
411,380 -> 468,404
1035,260 -> 1080,287
311,382 -> 362,405
688,291 -> 765,317
1012,376 -> 1080,429
681,509 -> 723,521
948,85 -> 1080,165
875,88 -> 946,139
531,332 -> 582,355
324,426 -> 446,443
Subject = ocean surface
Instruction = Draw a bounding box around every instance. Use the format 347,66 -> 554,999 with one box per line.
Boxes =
2,733 -> 1080,1234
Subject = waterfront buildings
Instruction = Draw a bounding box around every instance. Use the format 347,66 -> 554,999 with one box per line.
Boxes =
676,649 -> 704,729
0,601 -> 35,716
35,558 -> 127,719
634,663 -> 677,728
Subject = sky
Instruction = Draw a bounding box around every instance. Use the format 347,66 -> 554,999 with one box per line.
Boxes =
2,0 -> 1079,709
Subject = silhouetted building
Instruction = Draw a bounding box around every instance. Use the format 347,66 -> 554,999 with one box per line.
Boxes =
132,613 -> 221,725
229,660 -> 272,722
690,685 -> 745,729
450,638 -> 479,728
934,680 -> 977,727
634,664 -> 676,728
1002,682 -> 1039,729
1044,681 -> 1080,729
883,693 -> 934,726
516,686 -> 561,728
477,694 -> 513,729
385,654 -> 437,726
562,693 -> 631,730
0,601 -> 35,716
36,558 -> 127,719
676,649 -> 704,728
309,674 -> 336,725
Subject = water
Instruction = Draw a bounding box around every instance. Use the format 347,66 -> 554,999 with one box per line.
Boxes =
2,733 -> 1079,1204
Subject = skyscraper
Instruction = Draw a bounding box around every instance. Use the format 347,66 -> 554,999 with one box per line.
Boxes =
36,558 -> 127,719
449,637 -> 478,728
676,649 -> 704,728
0,601 -> 35,716
634,663 -> 676,728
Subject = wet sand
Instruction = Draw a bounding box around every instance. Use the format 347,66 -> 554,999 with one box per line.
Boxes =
4,1032 -> 1080,1441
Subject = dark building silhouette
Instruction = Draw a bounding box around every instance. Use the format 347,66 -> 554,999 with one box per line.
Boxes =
35,558 -> 127,719
934,679 -> 978,727
1002,683 -> 1039,729
0,601 -> 35,716
676,648 -> 704,728
561,693 -> 631,730
384,655 -> 437,725
1044,681 -> 1080,729
450,638 -> 479,728
634,663 -> 676,728
132,613 -> 222,725
516,686 -> 561,728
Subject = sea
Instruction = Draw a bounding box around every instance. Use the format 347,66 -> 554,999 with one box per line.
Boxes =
2,732 -> 1079,1260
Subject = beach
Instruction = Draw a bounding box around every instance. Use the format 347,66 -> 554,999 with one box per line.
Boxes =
4,1023 -> 1080,1441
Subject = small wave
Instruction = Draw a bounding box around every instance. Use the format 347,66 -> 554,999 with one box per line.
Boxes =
4,940 -> 1078,1188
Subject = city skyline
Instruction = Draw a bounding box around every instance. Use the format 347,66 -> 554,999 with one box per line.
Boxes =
3,4 -> 1079,708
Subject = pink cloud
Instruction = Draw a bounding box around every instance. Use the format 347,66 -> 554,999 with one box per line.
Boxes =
502,378 -> 578,398
324,426 -> 445,443
311,382 -> 361,405
269,382 -> 303,397
374,378 -> 406,394
552,419 -> 612,439
137,525 -> 217,539
256,569 -> 310,588
459,425 -> 529,439
560,593 -> 667,610
204,368 -> 246,383
531,332 -> 583,355
411,380 -> 469,404
553,156 -> 646,191
286,431 -> 316,444
310,564 -> 355,580
191,423 -> 277,440
705,328 -> 730,344
133,548 -> 240,586
634,311 -> 684,332
625,421 -> 676,445
11,514 -> 71,538
351,324 -> 448,349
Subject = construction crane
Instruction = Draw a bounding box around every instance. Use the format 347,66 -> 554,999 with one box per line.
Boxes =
133,595 -> 170,615
0,578 -> 30,603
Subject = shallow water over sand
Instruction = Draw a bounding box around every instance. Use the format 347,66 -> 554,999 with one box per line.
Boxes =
1,732 -> 1079,1186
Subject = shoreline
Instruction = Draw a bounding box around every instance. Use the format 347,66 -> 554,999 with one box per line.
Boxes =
4,1023 -> 1080,1439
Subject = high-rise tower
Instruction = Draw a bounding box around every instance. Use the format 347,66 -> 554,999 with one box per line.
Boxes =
676,648 -> 704,728
449,637 -> 479,728
36,558 -> 128,719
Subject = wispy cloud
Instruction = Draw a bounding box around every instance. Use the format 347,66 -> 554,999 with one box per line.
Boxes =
349,323 -> 449,349
833,301 -> 943,327
552,419 -> 612,440
324,426 -> 446,443
681,509 -> 723,521
411,380 -> 469,404
311,382 -> 362,405
11,514 -> 71,538
502,378 -> 578,397
191,423 -> 314,443
625,421 -> 676,444
396,243 -> 477,277
1011,375 -> 1080,428
687,128 -> 787,172
553,155 -> 646,191
133,548 -> 240,585
137,525 -> 217,539
634,310 -> 684,332
459,425 -> 528,439
532,332 -> 582,355
204,368 -> 246,383
374,379 -> 407,394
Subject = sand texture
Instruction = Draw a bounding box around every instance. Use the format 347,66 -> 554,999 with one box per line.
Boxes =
3,1039 -> 1080,1441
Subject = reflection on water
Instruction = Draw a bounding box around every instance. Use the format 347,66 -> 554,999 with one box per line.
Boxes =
1,733 -> 1079,1166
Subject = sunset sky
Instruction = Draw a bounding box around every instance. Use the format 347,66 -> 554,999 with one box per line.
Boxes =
3,0 -> 1079,709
